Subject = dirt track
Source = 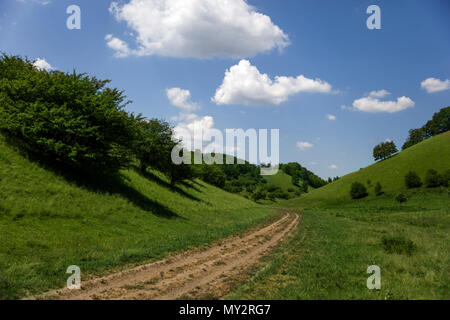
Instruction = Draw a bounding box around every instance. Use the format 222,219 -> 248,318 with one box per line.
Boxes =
40,213 -> 299,300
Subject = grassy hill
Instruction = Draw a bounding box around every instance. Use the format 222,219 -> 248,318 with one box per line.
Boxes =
263,170 -> 298,191
229,132 -> 450,300
0,135 -> 273,299
287,132 -> 450,205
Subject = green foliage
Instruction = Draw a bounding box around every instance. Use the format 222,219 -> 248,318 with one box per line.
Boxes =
135,118 -> 175,173
425,169 -> 441,188
374,182 -> 383,196
405,171 -> 422,189
395,193 -> 407,204
373,141 -> 398,161
280,162 -> 326,188
350,182 -> 368,199
382,236 -> 416,256
402,106 -> 450,150
198,164 -> 226,188
0,55 -> 136,173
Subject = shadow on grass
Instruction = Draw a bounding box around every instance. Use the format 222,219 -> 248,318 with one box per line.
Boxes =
2,134 -> 181,219
138,169 -> 202,202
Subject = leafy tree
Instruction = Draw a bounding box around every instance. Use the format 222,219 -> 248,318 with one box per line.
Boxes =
402,106 -> 449,150
350,182 -> 368,199
135,118 -> 175,173
373,141 -> 398,161
395,193 -> 407,204
405,171 -> 422,189
425,169 -> 441,188
440,169 -> 450,187
0,54 -> 136,173
402,128 -> 427,150
374,182 -> 383,196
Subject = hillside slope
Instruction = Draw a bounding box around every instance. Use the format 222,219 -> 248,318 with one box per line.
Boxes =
286,132 -> 450,205
264,170 -> 298,191
0,135 -> 272,299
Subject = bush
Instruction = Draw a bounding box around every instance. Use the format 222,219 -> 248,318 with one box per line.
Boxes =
404,171 -> 422,189
0,55 -> 136,173
425,169 -> 441,188
381,236 -> 416,256
395,193 -> 407,204
440,169 -> 450,187
374,182 -> 383,196
350,182 -> 368,199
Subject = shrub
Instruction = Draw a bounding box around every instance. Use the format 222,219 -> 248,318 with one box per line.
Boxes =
350,182 -> 368,199
404,171 -> 422,189
395,193 -> 407,204
440,169 -> 450,187
381,236 -> 416,256
425,169 -> 441,188
374,182 -> 383,196
0,55 -> 136,173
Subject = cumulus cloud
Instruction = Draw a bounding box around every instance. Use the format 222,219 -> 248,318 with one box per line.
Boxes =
368,89 -> 390,98
352,95 -> 414,113
296,141 -> 314,151
106,0 -> 289,59
326,114 -> 336,120
166,88 -> 199,111
33,58 -> 53,71
328,164 -> 338,170
105,34 -> 131,58
213,60 -> 333,106
421,78 -> 450,93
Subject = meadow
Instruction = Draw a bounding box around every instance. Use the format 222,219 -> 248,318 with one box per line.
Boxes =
228,133 -> 450,300
0,135 -> 273,299
227,191 -> 449,299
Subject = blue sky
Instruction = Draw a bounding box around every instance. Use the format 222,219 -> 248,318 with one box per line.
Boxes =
1,0 -> 449,179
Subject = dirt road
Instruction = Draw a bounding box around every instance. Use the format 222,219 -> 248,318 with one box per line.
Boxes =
41,213 -> 299,300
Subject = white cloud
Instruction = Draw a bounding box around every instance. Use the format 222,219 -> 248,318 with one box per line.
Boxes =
352,96 -> 414,113
368,89 -> 390,98
33,58 -> 53,71
213,60 -> 333,106
106,0 -> 289,59
326,114 -> 336,120
105,34 -> 131,58
16,0 -> 51,5
421,78 -> 450,93
296,141 -> 314,151
166,88 -> 199,111
309,161 -> 318,166
328,164 -> 338,170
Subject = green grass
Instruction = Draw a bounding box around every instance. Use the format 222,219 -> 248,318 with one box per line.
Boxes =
0,135 -> 273,299
227,192 -> 450,299
286,132 -> 450,206
264,171 -> 297,191
228,134 -> 450,300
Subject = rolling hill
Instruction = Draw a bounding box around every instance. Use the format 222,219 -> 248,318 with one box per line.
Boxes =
286,131 -> 450,205
0,135 -> 273,299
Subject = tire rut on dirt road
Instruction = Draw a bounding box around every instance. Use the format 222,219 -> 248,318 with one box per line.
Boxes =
39,213 -> 299,300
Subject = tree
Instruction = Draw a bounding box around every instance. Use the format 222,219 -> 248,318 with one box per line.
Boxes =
374,182 -> 383,196
350,182 -> 368,199
405,171 -> 422,189
291,173 -> 300,186
425,169 -> 441,188
373,141 -> 398,161
402,106 -> 449,150
135,118 -> 175,173
0,54 -> 136,174
395,193 -> 407,204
